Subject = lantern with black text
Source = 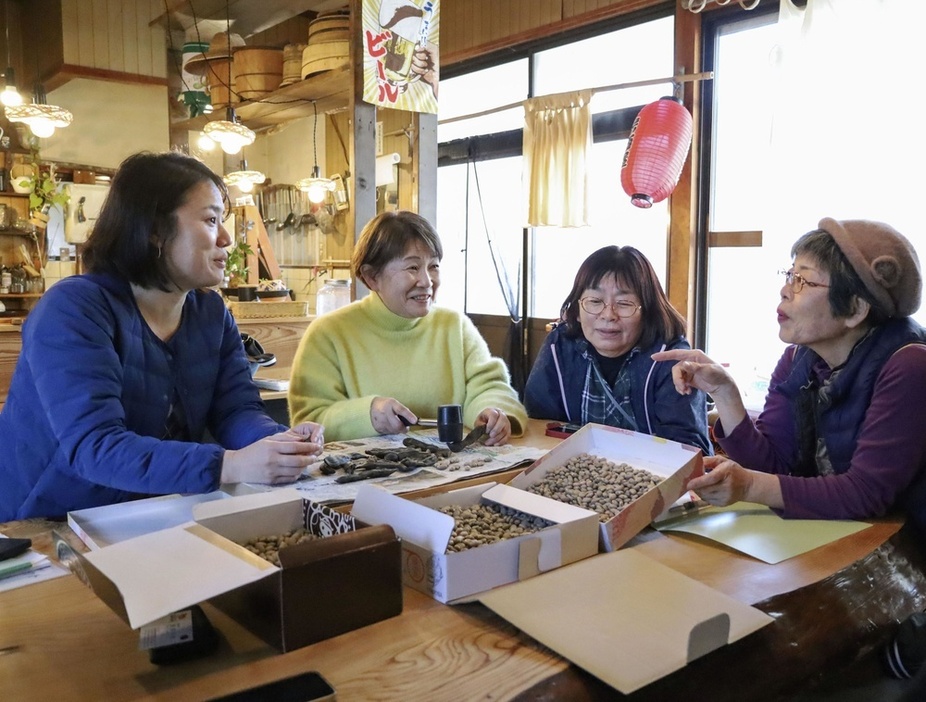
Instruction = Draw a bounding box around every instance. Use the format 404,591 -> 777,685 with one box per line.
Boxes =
620,96 -> 693,209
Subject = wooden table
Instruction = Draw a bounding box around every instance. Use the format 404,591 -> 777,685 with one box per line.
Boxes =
2,421 -> 924,701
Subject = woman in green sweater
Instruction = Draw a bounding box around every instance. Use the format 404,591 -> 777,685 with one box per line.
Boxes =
288,211 -> 527,443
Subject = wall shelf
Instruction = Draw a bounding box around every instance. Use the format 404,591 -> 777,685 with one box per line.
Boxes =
172,65 -> 351,132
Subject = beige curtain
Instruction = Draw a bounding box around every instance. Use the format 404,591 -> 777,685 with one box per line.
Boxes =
522,89 -> 593,228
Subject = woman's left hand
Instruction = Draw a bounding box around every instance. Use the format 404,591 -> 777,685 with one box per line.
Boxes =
476,407 -> 511,446
687,455 -> 783,509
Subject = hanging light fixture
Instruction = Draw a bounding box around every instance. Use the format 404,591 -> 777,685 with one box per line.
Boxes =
296,101 -> 335,204
1,68 -> 21,106
1,2 -> 21,107
203,106 -> 255,155
200,1 -> 252,155
620,95 -> 692,209
223,156 -> 265,193
6,82 -> 73,138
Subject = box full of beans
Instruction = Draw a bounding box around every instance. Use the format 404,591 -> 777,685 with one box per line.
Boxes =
351,481 -> 599,604
69,489 -> 402,652
509,423 -> 704,552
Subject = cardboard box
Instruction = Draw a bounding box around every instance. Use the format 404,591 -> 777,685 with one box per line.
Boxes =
63,490 -> 402,652
351,481 -> 599,604
68,491 -> 231,550
509,423 -> 703,551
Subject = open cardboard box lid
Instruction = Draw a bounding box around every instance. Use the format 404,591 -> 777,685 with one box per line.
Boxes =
479,548 -> 773,694
79,490 -> 306,629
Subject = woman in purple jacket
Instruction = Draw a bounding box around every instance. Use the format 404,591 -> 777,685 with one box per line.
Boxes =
524,245 -> 711,453
0,152 -> 323,521
655,218 -> 926,525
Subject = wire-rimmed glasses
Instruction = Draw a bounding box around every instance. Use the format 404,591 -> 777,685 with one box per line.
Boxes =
578,297 -> 641,318
779,268 -> 830,294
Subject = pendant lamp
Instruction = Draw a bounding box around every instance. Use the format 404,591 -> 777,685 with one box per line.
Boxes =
296,101 -> 335,204
204,106 -> 255,155
620,96 -> 692,209
224,157 -> 265,193
1,2 -> 21,107
6,82 -> 72,138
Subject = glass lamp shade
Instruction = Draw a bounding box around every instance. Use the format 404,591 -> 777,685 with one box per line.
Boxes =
203,118 -> 255,155
1,68 -> 22,106
1,84 -> 21,106
620,96 -> 693,209
6,102 -> 73,138
296,167 -> 336,204
223,169 -> 266,192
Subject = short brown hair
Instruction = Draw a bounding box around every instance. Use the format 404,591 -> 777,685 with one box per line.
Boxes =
352,211 -> 443,287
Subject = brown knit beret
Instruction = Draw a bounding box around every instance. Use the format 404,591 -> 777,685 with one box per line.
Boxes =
818,217 -> 922,317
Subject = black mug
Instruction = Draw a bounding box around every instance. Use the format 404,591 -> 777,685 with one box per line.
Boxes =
437,404 -> 464,443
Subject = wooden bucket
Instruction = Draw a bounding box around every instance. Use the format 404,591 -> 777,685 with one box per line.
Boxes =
234,47 -> 284,100
205,56 -> 237,108
301,41 -> 349,79
308,13 -> 350,44
279,43 -> 306,87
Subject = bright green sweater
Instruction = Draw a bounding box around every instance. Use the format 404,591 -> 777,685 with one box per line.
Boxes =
288,293 -> 526,441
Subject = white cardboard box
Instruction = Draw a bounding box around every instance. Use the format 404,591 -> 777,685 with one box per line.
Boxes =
351,481 -> 600,604
67,491 -> 230,550
63,490 -> 402,651
509,423 -> 703,551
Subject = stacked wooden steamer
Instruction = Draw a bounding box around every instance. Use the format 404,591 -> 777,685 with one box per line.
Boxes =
279,43 -> 307,87
234,45 -> 284,101
184,31 -> 245,110
301,10 -> 350,79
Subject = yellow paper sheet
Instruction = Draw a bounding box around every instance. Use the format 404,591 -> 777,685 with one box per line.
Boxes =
654,502 -> 871,564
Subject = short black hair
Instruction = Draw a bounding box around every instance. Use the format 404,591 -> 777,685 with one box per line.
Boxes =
81,151 -> 229,291
560,245 -> 686,348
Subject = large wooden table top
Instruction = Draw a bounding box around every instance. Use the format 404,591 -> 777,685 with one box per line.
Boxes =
2,420 -> 924,701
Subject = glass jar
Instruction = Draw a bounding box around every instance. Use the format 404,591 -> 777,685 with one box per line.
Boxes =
315,279 -> 351,316
9,265 -> 26,294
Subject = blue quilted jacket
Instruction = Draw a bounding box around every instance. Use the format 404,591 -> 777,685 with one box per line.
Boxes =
524,324 -> 712,454
0,273 -> 286,520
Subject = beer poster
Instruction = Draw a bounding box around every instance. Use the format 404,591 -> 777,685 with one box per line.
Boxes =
362,0 -> 440,114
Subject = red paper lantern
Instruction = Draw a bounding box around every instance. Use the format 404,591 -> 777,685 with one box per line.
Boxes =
620,96 -> 693,209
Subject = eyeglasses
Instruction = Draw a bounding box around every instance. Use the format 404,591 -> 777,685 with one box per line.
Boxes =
779,268 -> 830,294
578,297 -> 641,318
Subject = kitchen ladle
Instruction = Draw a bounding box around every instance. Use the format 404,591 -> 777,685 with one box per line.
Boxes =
276,212 -> 296,231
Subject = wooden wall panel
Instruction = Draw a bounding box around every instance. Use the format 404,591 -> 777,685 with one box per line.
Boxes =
59,0 -> 166,79
107,0 -> 126,73
249,15 -> 312,48
121,0 -> 140,74
441,0 -> 666,66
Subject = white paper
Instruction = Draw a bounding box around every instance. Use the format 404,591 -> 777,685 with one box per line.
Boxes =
84,522 -> 276,629
376,152 -> 400,185
480,549 -> 773,694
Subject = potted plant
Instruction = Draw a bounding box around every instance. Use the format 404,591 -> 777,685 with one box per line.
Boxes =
225,240 -> 254,288
26,150 -> 69,230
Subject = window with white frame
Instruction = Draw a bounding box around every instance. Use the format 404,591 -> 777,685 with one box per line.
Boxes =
436,13 -> 676,322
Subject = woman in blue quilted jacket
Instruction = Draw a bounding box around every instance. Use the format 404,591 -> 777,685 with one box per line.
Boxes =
524,245 -> 711,453
0,151 -> 324,521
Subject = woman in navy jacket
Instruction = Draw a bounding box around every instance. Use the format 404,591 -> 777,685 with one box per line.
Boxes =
524,245 -> 711,454
0,152 -> 324,521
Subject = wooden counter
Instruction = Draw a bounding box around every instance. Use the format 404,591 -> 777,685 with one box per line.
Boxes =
1,421 -> 924,701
